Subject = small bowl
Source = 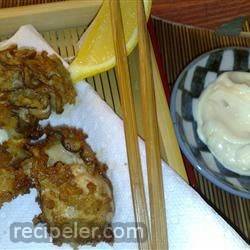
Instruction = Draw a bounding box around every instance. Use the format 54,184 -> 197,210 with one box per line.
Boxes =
170,47 -> 250,199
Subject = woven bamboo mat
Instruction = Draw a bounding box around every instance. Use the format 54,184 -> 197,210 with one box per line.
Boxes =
0,0 -> 249,244
152,16 -> 250,242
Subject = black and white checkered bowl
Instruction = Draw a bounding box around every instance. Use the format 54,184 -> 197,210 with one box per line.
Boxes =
170,47 -> 250,199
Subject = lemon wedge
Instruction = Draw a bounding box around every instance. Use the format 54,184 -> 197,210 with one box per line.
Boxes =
69,0 -> 152,82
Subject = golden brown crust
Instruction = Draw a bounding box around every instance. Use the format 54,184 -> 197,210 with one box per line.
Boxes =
0,148 -> 31,207
31,162 -> 114,245
0,45 -> 76,138
0,46 -> 114,246
0,125 -> 115,245
28,126 -> 114,245
0,167 -> 31,207
26,126 -> 108,176
17,125 -> 115,246
0,46 -> 77,208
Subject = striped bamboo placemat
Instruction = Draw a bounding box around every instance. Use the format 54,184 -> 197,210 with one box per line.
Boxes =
152,16 -> 250,243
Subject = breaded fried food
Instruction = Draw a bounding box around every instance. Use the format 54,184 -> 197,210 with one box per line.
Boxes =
0,45 -> 77,208
0,103 -> 17,130
25,126 -> 107,173
3,138 -> 31,165
0,147 -> 31,207
0,45 -> 115,246
0,45 -> 76,137
32,162 -> 114,245
26,126 -> 114,245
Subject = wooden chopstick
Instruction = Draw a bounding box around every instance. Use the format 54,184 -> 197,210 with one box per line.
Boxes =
109,1 -> 151,249
150,42 -> 188,182
137,0 -> 168,249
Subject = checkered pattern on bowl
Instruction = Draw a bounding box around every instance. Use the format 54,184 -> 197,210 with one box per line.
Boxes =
171,47 -> 250,199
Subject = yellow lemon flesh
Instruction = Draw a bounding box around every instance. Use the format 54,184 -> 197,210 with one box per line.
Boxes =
69,0 -> 152,83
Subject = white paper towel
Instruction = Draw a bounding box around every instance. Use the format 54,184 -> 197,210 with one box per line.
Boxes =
0,25 -> 248,250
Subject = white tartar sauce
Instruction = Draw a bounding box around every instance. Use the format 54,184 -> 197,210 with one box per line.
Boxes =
195,72 -> 250,176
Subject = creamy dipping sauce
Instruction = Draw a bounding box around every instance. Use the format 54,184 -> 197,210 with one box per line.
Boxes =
195,72 -> 250,176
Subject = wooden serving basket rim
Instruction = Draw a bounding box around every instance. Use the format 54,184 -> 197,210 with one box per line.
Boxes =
0,0 -> 103,36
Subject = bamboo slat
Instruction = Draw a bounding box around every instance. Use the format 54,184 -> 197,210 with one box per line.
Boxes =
150,43 -> 187,181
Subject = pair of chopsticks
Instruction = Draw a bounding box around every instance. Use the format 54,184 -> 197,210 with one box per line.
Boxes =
110,0 -> 168,249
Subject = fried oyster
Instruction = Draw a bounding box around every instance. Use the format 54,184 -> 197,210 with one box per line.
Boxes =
0,44 -> 77,206
27,126 -> 114,245
0,46 -> 114,246
32,163 -> 114,245
0,44 -> 76,137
